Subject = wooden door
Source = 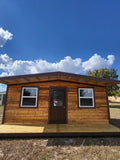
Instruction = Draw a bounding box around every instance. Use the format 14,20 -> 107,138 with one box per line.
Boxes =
49,87 -> 67,124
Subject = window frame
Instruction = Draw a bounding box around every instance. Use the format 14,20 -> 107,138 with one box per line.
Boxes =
20,87 -> 39,108
78,88 -> 95,108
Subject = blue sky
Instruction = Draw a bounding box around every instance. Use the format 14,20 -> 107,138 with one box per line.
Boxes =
0,0 -> 120,90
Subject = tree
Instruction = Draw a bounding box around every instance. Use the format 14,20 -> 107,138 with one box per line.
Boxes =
87,68 -> 119,96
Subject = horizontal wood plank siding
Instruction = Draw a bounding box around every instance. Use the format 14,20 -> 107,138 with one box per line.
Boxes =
4,81 -> 109,124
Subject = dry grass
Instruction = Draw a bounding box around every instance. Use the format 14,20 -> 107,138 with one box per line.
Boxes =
109,102 -> 120,106
109,102 -> 120,128
0,106 -> 4,124
110,108 -> 120,119
0,105 -> 4,112
0,137 -> 120,160
0,104 -> 120,160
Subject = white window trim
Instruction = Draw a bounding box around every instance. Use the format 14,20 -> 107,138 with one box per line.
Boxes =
78,88 -> 95,108
20,87 -> 38,107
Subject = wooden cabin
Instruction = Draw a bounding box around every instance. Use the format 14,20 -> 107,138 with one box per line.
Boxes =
0,71 -> 120,125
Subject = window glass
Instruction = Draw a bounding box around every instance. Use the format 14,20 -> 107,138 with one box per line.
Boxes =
53,90 -> 63,106
21,87 -> 38,107
79,88 -> 94,108
80,98 -> 93,106
80,89 -> 92,97
22,98 -> 36,106
23,88 -> 37,96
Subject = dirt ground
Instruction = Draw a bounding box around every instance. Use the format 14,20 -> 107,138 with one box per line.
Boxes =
0,104 -> 120,160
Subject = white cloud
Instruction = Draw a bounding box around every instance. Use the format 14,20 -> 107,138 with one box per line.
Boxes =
0,55 -> 83,76
0,54 -> 115,91
107,55 -> 115,66
0,54 -> 12,65
82,54 -> 115,71
0,53 -> 115,91
0,53 -> 115,77
0,28 -> 13,47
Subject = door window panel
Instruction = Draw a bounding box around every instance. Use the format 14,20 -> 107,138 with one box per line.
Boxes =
53,90 -> 63,106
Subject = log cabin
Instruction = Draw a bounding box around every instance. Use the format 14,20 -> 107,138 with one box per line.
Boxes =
0,71 -> 120,125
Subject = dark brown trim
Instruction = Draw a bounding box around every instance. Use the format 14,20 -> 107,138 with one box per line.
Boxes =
106,87 -> 110,123
0,71 -> 120,85
0,132 -> 119,138
77,87 -> 96,109
48,86 -> 68,124
19,86 -> 39,108
2,85 -> 8,124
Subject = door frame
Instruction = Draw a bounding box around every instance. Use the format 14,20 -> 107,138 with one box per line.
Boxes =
48,86 -> 68,124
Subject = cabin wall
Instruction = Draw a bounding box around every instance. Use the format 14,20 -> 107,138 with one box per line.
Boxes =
4,81 -> 109,124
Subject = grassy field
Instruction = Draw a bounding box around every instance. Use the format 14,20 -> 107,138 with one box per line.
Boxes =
0,137 -> 120,160
109,102 -> 120,119
0,104 -> 119,160
109,102 -> 120,128
110,107 -> 120,119
0,105 -> 4,124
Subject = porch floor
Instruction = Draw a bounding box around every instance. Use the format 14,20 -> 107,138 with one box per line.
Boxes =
0,124 -> 120,137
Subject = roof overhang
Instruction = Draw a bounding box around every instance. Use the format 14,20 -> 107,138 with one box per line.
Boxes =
0,71 -> 120,87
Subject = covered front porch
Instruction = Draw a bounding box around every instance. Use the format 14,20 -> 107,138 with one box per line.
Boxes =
0,123 -> 120,138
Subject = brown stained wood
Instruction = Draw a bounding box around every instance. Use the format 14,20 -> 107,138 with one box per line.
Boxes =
28,77 -> 39,81
4,80 -> 109,124
68,109 -> 108,113
38,76 -> 49,80
68,115 -> 108,119
79,78 -> 89,82
15,78 -> 30,84
68,114 -> 108,118
0,80 -> 8,84
5,111 -> 48,115
14,79 -> 24,82
95,88 -> 106,92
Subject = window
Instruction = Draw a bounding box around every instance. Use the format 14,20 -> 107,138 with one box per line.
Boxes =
53,90 -> 64,106
20,87 -> 38,107
78,88 -> 94,108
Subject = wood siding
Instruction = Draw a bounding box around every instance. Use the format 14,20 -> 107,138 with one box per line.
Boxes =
4,81 -> 109,124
